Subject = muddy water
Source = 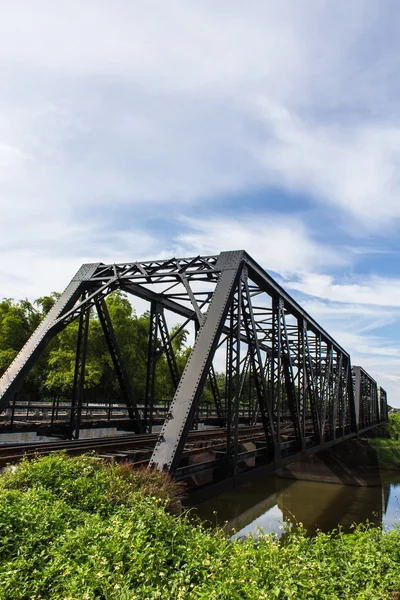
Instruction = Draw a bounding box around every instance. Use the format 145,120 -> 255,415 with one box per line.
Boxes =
196,472 -> 400,537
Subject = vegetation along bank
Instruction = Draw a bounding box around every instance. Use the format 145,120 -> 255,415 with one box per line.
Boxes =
1,452 -> 400,600
369,411 -> 400,470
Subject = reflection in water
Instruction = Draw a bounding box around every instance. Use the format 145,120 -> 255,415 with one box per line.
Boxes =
195,472 -> 400,538
382,472 -> 400,529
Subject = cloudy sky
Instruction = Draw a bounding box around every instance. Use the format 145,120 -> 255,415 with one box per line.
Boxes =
2,1 -> 400,405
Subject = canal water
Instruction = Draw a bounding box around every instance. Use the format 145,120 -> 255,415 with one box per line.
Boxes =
196,472 -> 400,537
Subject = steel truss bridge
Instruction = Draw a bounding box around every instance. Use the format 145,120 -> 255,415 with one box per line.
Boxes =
0,251 -> 388,486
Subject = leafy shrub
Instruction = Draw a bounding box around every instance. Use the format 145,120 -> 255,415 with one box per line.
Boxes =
0,452 -> 183,515
389,412 -> 400,441
1,453 -> 400,599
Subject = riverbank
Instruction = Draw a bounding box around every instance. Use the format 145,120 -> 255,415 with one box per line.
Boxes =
368,438 -> 400,470
1,453 -> 400,599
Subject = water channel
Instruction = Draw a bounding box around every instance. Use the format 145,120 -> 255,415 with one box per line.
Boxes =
196,472 -> 400,537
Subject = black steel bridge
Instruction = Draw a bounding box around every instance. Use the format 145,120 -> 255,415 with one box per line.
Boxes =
0,251 -> 388,491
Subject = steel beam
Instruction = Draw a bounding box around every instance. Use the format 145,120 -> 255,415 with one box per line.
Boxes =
379,387 -> 388,422
95,297 -> 142,433
225,278 -> 242,471
208,364 -> 225,420
276,298 -> 302,449
144,302 -> 159,432
241,277 -> 276,453
149,251 -> 244,473
69,301 -> 90,439
157,309 -> 180,390
0,264 -> 99,412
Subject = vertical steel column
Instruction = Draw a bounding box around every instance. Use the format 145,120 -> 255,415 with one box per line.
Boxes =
271,296 -> 281,452
278,299 -> 302,449
340,362 -> 346,433
372,381 -> 379,425
332,353 -> 342,439
303,325 -> 321,444
208,364 -> 225,420
225,280 -> 242,471
297,318 -> 307,444
383,388 -> 387,421
193,320 -> 201,428
237,351 -> 251,422
69,302 -> 90,439
249,362 -> 258,425
379,387 -> 388,422
95,297 -> 142,433
225,307 -> 234,452
145,302 -> 159,433
10,395 -> 16,432
241,279 -> 276,455
343,357 -> 351,434
320,345 -> 333,441
158,310 -> 180,390
350,364 -> 359,433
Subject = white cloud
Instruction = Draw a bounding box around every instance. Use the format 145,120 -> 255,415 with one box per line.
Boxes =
257,102 -> 400,227
1,0 -> 400,409
0,224 -> 159,301
0,0 -> 393,224
0,2 -> 333,88
175,214 -> 343,274
285,273 -> 400,307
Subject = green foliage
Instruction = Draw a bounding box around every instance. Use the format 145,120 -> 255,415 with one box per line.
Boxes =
0,297 -> 58,393
0,452 -> 183,516
0,291 -> 192,403
43,292 -> 152,399
389,412 -> 400,441
369,438 -> 400,469
369,414 -> 400,469
1,453 -> 400,599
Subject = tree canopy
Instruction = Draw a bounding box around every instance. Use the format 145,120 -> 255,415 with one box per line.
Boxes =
0,292 -> 194,404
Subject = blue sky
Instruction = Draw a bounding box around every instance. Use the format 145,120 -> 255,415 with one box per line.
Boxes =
2,1 -> 400,405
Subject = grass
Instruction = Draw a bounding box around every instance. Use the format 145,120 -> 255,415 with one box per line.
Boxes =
1,452 -> 400,599
369,412 -> 400,470
365,414 -> 400,470
369,438 -> 400,470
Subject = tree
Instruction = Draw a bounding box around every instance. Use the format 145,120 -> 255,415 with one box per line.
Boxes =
43,292 -> 151,401
389,412 -> 400,440
0,291 -> 210,408
0,297 -> 53,395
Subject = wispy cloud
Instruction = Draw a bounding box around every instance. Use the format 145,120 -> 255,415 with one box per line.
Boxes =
285,273 -> 400,308
258,101 -> 400,227
1,1 -> 400,404
176,214 -> 344,273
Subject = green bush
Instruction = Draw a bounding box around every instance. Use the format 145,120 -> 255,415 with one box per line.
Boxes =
389,412 -> 400,441
1,453 -> 400,599
0,451 -> 183,515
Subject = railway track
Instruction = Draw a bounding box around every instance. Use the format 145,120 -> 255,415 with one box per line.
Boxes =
0,425 -> 267,468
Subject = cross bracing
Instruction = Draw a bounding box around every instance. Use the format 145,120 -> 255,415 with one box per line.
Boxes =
0,251 -> 388,475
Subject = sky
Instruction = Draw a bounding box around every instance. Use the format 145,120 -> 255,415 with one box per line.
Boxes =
1,1 -> 400,405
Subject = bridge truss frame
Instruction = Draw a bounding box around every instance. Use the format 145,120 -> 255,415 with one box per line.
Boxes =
0,250 -> 388,476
